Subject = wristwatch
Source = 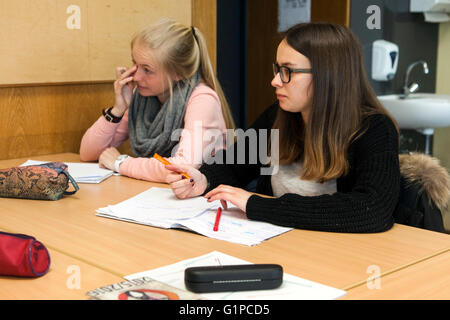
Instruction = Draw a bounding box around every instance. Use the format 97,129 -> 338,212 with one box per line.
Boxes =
114,154 -> 129,173
102,107 -> 123,123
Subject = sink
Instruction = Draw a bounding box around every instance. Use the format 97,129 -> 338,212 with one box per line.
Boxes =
378,93 -> 450,131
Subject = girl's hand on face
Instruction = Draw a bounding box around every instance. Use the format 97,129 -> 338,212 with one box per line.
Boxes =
112,65 -> 137,115
204,185 -> 251,213
98,147 -> 121,171
165,164 -> 208,199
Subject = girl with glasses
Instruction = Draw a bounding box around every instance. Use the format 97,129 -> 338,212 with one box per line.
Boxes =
80,18 -> 235,182
165,22 -> 401,233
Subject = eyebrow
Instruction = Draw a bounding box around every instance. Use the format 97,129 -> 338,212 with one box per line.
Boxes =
131,57 -> 153,69
278,62 -> 298,67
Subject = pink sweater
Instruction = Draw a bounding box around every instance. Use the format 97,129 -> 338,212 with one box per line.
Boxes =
80,83 -> 227,182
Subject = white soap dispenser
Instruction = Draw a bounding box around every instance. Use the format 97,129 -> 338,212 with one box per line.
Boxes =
372,40 -> 399,81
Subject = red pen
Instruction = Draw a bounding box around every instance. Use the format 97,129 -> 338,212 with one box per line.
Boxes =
213,207 -> 222,232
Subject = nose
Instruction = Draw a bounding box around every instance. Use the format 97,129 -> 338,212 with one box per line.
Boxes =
133,66 -> 142,82
271,72 -> 283,88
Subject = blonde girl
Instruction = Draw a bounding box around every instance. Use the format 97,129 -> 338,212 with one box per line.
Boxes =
80,18 -> 235,182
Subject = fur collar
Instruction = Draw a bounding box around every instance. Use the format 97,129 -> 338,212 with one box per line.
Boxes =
399,152 -> 450,211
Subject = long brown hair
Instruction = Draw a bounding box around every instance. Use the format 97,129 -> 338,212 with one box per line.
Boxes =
273,22 -> 398,182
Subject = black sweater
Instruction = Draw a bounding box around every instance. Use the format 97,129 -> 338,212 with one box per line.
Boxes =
200,103 -> 400,233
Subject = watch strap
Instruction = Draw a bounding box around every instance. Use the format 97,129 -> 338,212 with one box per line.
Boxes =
102,107 -> 123,123
114,155 -> 129,173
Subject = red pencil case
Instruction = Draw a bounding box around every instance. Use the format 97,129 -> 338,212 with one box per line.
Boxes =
0,231 -> 51,277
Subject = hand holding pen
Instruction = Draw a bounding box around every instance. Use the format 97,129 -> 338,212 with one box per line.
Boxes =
153,153 -> 190,179
164,162 -> 208,199
165,162 -> 252,213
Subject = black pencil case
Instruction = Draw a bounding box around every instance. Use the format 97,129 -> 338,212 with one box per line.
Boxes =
184,264 -> 283,293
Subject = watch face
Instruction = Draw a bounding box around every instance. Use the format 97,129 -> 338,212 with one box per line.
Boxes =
104,107 -> 122,123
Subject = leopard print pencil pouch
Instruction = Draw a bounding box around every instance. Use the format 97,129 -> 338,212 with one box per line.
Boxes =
0,162 -> 79,200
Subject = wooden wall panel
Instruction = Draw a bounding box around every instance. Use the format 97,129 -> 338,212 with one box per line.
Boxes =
0,84 -> 113,160
192,0 -> 217,71
311,0 -> 350,26
0,0 -> 192,86
246,0 -> 281,127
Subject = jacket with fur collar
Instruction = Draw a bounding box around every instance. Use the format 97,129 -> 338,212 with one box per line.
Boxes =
395,152 -> 449,233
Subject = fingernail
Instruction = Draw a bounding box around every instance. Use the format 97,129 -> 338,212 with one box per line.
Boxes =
190,179 -> 194,183
181,175 -> 186,179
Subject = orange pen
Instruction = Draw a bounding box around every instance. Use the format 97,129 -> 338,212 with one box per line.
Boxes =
153,153 -> 191,179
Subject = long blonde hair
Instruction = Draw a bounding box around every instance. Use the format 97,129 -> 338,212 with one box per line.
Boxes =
131,18 -> 235,129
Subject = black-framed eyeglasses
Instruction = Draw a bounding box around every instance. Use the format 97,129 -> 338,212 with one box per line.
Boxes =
272,63 -> 312,83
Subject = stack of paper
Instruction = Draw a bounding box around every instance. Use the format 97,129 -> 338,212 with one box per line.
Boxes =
21,160 -> 114,184
125,251 -> 347,300
96,187 -> 292,246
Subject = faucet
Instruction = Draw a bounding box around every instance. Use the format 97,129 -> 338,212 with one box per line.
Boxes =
401,60 -> 429,99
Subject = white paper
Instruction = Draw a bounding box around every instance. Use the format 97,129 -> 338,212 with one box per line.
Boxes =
97,187 -> 218,222
126,251 -> 346,300
96,187 -> 292,246
21,160 -> 114,184
278,0 -> 311,32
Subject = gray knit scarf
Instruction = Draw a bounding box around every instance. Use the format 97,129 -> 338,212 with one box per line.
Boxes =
128,72 -> 200,157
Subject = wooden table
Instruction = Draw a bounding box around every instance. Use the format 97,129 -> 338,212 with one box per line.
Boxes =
0,246 -> 124,300
1,153 -> 450,299
341,250 -> 450,299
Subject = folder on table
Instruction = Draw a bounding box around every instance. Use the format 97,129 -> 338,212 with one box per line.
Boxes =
21,160 -> 114,184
